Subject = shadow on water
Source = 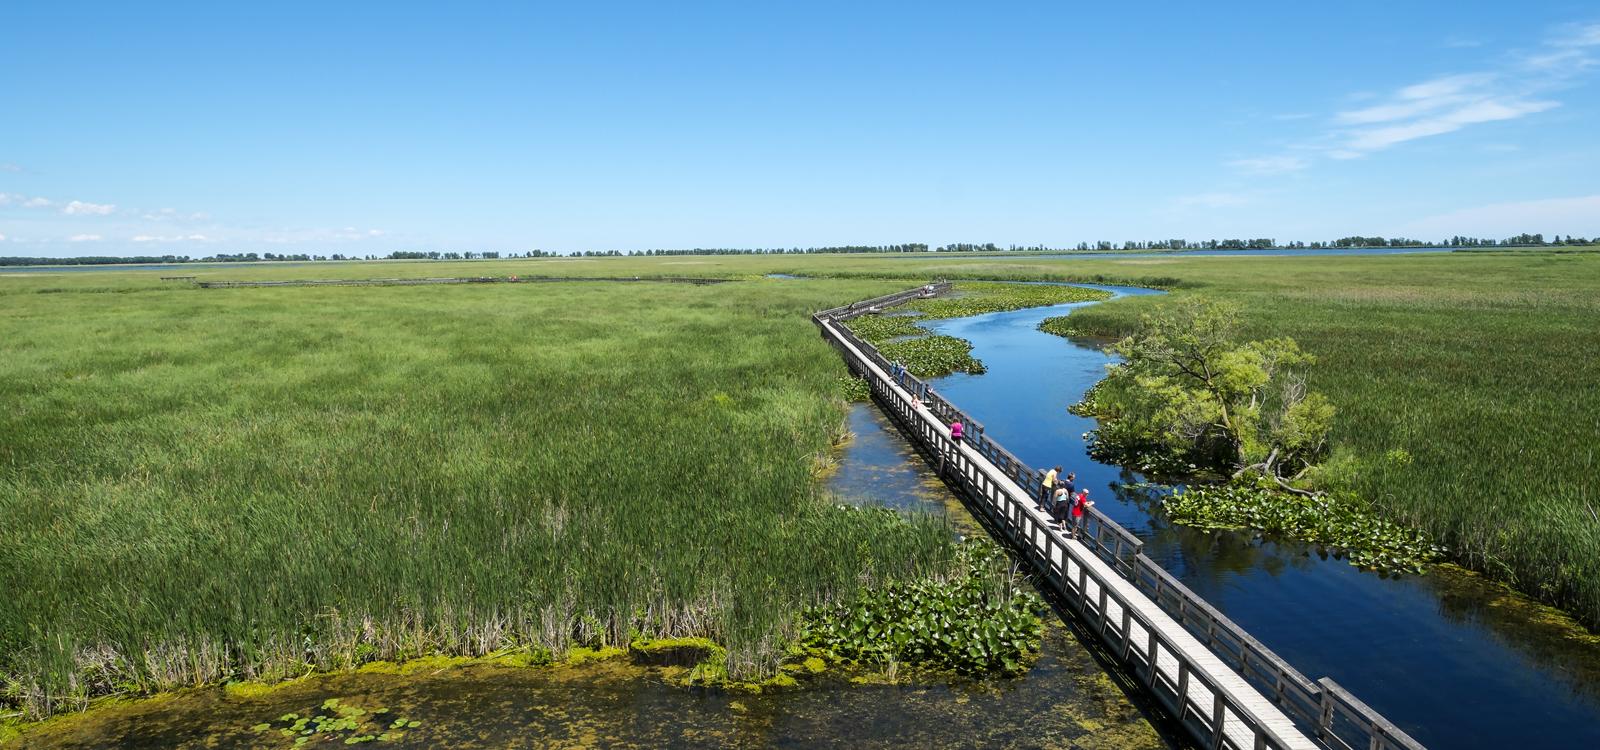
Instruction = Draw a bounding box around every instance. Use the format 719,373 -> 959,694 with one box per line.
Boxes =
14,626 -> 1172,750
911,283 -> 1600,749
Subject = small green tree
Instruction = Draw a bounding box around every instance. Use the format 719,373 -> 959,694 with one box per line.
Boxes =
1079,297 -> 1334,492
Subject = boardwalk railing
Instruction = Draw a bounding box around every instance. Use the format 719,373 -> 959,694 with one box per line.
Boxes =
814,284 -> 1424,750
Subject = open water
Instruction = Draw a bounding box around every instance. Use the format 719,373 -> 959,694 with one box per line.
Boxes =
873,284 -> 1600,749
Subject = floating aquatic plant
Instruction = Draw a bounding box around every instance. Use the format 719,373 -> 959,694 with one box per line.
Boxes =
248,698 -> 418,746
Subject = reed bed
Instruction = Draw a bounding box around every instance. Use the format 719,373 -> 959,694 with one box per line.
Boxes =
0,276 -> 957,718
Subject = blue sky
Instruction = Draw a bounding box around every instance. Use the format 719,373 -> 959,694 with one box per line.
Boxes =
3,1 -> 1598,256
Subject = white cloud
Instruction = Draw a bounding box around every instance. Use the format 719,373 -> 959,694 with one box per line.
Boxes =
0,192 -> 14,206
0,163 -> 20,173
1336,97 -> 1558,155
1550,22 -> 1600,48
1242,20 -> 1598,169
1401,194 -> 1600,237
132,233 -> 211,243
62,200 -> 116,216
0,233 -> 7,241
257,226 -> 393,244
68,234 -> 102,242
23,197 -> 52,208
1227,155 -> 1310,175
1175,192 -> 1251,209
1335,73 -> 1494,125
140,207 -> 211,222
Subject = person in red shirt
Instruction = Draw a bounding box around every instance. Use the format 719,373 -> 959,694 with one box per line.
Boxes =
1070,488 -> 1093,538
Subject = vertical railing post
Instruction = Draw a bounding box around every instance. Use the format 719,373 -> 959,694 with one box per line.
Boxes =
1317,686 -> 1335,742
1211,690 -> 1228,750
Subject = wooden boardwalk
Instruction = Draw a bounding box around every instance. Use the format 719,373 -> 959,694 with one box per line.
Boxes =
815,284 -> 1425,750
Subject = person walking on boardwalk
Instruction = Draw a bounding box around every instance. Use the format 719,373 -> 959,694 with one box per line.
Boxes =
1040,465 -> 1062,509
948,420 -> 964,450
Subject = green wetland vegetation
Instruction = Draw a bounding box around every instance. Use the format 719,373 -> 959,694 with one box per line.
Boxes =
1159,482 -> 1443,574
0,270 -> 1009,722
6,249 -> 1600,741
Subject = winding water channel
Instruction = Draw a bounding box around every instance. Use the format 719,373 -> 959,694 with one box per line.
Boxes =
839,283 -> 1600,749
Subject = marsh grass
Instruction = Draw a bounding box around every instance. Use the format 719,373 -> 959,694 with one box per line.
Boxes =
0,275 -> 960,718
9,249 -> 1600,717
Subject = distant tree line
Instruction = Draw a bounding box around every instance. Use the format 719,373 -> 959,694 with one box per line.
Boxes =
4,234 -> 1597,266
634,244 -> 931,256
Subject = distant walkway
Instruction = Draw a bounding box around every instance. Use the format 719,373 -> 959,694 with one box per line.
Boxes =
814,283 -> 1423,750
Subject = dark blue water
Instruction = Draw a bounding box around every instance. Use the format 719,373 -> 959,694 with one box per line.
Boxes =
917,286 -> 1600,750
887,247 -> 1450,261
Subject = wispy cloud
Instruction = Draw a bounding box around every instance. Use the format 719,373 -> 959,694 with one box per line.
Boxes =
1551,21 -> 1600,48
62,200 -> 117,216
0,192 -> 124,214
1401,194 -> 1600,236
0,233 -> 8,242
140,207 -> 211,222
0,163 -> 21,173
260,226 -> 391,244
1227,155 -> 1309,175
1234,20 -> 1599,172
4,188 -> 393,252
1331,94 -> 1559,158
1175,192 -> 1252,209
1334,73 -> 1496,125
132,233 -> 210,243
